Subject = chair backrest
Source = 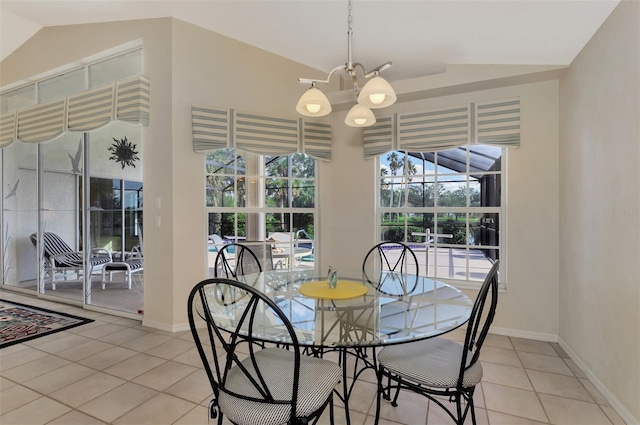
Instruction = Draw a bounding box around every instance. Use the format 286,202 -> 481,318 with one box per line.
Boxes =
362,241 -> 419,296
30,232 -> 74,258
30,232 -> 85,266
187,278 -> 303,422
214,243 -> 262,278
209,234 -> 225,251
267,232 -> 294,250
458,260 -> 500,388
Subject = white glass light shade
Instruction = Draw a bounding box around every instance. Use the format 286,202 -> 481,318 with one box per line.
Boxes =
345,104 -> 376,127
296,87 -> 332,117
357,76 -> 397,109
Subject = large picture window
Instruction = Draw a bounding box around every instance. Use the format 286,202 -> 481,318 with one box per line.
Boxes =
206,149 -> 316,274
377,146 -> 502,285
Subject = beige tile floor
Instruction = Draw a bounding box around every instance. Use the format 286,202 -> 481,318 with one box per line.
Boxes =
0,290 -> 626,425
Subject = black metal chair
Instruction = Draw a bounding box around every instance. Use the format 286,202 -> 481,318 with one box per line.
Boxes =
188,278 -> 341,425
362,241 -> 419,296
374,260 -> 500,425
213,243 -> 263,279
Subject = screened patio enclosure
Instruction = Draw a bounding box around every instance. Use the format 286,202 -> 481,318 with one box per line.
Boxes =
1,69 -> 149,314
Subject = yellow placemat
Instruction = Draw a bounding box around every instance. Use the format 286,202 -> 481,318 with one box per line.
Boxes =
299,280 -> 368,300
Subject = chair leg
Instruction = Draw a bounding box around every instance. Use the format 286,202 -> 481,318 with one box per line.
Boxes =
468,389 -> 477,425
329,393 -> 335,425
51,269 -> 57,290
101,268 -> 107,289
453,394 -> 461,425
390,376 -> 402,407
125,264 -> 132,290
374,367 -> 383,425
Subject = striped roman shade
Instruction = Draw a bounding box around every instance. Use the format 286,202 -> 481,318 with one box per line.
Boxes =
116,76 -> 150,125
475,98 -> 520,148
17,99 -> 67,143
0,75 -> 150,149
67,85 -> 115,132
397,105 -> 470,153
192,106 -> 332,161
363,98 -> 520,159
235,112 -> 298,155
0,112 -> 16,148
192,106 -> 230,152
363,116 -> 395,160
363,106 -> 471,160
301,121 -> 332,161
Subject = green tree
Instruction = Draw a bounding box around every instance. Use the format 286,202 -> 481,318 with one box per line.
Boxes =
386,152 -> 403,220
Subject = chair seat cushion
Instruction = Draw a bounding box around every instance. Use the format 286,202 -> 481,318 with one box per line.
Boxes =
53,253 -> 111,268
90,256 -> 113,267
104,260 -> 143,271
219,347 -> 341,425
378,337 -> 483,389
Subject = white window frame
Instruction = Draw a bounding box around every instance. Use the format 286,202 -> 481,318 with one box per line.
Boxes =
375,147 -> 506,289
205,149 -> 319,271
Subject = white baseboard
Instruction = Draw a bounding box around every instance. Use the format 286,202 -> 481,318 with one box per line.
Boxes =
558,337 -> 639,425
141,318 -> 190,333
490,326 -> 558,343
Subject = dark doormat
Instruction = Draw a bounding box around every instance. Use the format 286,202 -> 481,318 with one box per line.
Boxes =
0,299 -> 94,349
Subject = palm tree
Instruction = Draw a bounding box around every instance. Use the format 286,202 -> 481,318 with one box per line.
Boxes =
265,156 -> 290,230
380,167 -> 390,221
386,152 -> 403,220
401,160 -> 417,209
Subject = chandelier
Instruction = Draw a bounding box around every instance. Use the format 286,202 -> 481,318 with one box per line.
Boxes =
296,0 -> 397,127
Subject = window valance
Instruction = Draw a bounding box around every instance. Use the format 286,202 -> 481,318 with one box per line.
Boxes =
363,98 -> 520,159
192,106 -> 332,162
0,75 -> 150,148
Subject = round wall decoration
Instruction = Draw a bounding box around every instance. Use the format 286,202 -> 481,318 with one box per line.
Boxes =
108,137 -> 140,169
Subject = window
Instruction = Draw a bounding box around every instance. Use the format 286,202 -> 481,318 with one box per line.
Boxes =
377,146 -> 502,285
206,149 -> 317,273
81,177 -> 143,258
1,48 -> 143,107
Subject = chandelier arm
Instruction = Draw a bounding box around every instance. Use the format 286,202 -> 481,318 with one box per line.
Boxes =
298,65 -> 347,85
349,62 -> 366,93
364,62 -> 393,79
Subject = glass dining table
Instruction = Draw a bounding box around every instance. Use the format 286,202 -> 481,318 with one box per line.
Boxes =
197,268 -> 473,423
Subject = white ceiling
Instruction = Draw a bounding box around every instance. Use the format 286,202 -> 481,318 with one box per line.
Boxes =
0,0 -> 620,82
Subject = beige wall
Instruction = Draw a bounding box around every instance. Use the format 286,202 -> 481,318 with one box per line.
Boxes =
168,19 -> 332,325
559,0 -> 640,422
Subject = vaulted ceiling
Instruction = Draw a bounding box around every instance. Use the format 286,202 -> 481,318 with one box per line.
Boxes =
0,0 -> 620,84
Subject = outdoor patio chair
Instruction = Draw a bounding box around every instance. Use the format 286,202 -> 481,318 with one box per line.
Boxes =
188,278 -> 341,425
213,243 -> 263,279
374,260 -> 500,425
30,232 -> 112,290
208,234 -> 226,252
